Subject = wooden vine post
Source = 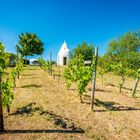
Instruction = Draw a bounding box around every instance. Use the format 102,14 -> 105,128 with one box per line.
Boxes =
16,46 -> 20,79
16,45 -> 19,62
57,58 -> 60,83
58,64 -> 60,83
91,47 -> 98,111
50,52 -> 52,76
0,73 -> 4,131
132,77 -> 139,97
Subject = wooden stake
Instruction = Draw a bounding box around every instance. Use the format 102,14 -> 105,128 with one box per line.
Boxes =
91,47 -> 98,111
16,45 -> 19,62
132,77 -> 139,97
0,74 -> 4,131
58,65 -> 60,83
50,52 -> 52,76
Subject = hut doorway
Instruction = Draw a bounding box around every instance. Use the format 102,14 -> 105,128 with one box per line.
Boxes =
63,57 -> 67,65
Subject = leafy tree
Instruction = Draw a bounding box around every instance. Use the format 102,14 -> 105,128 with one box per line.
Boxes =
106,31 -> 140,66
17,32 -> 44,64
104,31 -> 140,93
125,51 -> 140,70
71,42 -> 94,60
98,56 -> 111,85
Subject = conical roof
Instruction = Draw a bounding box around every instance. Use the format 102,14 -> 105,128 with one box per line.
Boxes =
58,41 -> 69,55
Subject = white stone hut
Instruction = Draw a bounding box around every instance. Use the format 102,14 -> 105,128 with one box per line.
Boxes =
57,41 -> 70,65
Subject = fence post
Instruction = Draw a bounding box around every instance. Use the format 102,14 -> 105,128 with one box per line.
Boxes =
58,65 -> 60,83
132,77 -> 139,97
50,52 -> 52,76
0,74 -> 4,131
91,47 -> 98,111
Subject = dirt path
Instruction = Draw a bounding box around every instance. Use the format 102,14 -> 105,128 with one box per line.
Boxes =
1,66 -> 140,140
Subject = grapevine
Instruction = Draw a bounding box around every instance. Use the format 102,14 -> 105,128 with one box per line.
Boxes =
63,54 -> 95,103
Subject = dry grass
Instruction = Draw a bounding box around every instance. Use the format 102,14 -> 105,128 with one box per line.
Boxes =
0,66 -> 140,140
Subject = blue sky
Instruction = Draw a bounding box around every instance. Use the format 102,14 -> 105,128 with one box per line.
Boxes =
0,0 -> 140,60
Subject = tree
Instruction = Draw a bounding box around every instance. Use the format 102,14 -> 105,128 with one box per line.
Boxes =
71,42 -> 94,60
98,56 -> 111,85
17,32 -> 44,64
106,31 -> 140,65
105,31 -> 140,93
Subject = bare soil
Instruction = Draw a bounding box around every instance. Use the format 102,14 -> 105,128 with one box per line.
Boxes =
0,66 -> 140,140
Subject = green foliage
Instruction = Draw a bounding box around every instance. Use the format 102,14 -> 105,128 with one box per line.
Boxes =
107,31 -> 140,57
16,59 -> 23,76
6,53 -> 17,66
106,31 -> 140,67
0,42 -> 9,73
107,62 -> 126,92
98,56 -> 112,85
1,79 -> 14,113
98,56 -> 111,73
38,57 -> 51,71
125,52 -> 140,71
126,68 -> 140,79
110,62 -> 126,77
103,31 -> 140,92
107,31 -> 140,73
2,58 -> 23,112
0,42 -> 23,113
64,54 -> 95,102
17,32 -> 44,59
11,59 -> 23,87
52,61 -> 57,65
11,69 -> 17,87
71,42 -> 94,60
120,52 -> 140,79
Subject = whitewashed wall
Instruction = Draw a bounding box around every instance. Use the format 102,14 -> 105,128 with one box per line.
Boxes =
57,41 -> 70,65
